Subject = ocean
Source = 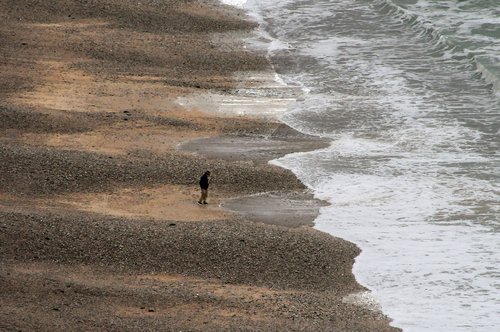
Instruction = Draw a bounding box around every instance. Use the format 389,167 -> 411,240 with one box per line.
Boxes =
223,0 -> 499,331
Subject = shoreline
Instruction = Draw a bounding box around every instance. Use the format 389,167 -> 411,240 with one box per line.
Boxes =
0,1 -> 399,330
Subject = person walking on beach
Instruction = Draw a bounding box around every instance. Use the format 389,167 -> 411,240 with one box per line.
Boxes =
198,171 -> 210,204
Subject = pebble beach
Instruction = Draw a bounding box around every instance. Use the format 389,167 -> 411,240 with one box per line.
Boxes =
0,1 -> 400,331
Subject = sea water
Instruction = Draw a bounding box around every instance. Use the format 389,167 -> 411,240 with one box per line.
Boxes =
222,0 -> 500,331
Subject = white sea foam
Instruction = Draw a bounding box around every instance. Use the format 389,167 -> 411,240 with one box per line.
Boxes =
380,0 -> 500,95
224,0 -> 500,330
272,147 -> 500,331
218,0 -> 247,8
313,177 -> 500,331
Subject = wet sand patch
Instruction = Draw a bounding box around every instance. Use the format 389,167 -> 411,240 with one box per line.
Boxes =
178,123 -> 329,163
222,191 -> 328,228
178,135 -> 327,163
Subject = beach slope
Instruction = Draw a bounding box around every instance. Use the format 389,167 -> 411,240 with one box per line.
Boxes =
0,1 -> 399,330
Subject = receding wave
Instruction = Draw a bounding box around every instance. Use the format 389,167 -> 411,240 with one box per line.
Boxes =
374,0 -> 500,95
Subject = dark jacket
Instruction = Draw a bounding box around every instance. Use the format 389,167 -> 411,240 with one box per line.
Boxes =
199,174 -> 209,190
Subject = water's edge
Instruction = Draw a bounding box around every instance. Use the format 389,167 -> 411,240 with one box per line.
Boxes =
218,0 -> 398,323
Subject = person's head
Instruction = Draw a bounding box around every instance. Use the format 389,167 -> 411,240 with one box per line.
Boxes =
205,171 -> 211,177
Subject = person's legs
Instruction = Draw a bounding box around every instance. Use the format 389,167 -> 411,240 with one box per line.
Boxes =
199,189 -> 208,204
